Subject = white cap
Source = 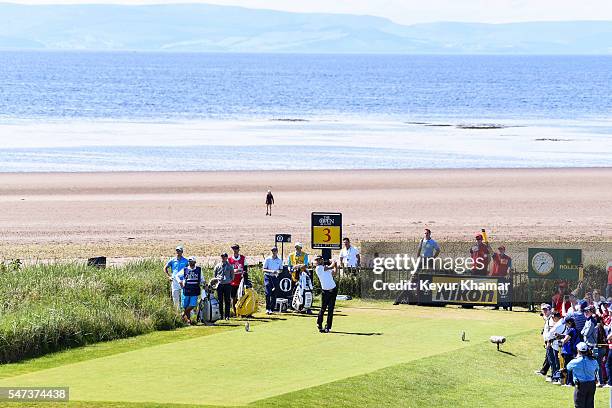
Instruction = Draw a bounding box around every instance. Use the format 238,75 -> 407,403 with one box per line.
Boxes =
176,245 -> 184,252
576,342 -> 588,352
188,256 -> 196,262
295,242 -> 303,248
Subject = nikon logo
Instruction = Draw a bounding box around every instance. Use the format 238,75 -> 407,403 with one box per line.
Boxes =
434,288 -> 496,303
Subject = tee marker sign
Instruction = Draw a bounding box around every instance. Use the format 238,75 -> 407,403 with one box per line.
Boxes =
311,212 -> 342,250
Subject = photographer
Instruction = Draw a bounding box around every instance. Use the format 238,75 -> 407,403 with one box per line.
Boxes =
565,342 -> 598,408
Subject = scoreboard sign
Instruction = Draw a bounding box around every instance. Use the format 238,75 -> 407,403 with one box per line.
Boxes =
311,212 -> 342,249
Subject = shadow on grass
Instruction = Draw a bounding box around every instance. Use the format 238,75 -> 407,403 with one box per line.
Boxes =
331,331 -> 383,336
497,349 -> 516,356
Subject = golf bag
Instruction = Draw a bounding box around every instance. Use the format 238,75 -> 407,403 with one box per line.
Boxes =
292,269 -> 313,312
235,275 -> 258,317
198,289 -> 221,324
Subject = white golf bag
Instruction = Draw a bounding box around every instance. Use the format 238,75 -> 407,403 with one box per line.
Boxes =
198,288 -> 221,324
292,270 -> 313,312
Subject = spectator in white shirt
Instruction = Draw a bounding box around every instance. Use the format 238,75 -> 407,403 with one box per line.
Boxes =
339,237 -> 360,271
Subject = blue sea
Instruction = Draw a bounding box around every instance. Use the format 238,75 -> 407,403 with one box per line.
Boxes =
0,52 -> 611,171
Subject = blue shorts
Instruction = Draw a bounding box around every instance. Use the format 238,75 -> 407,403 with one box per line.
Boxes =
181,294 -> 198,309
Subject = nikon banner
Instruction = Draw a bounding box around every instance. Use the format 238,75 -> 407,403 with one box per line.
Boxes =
417,274 -> 512,306
527,248 -> 582,280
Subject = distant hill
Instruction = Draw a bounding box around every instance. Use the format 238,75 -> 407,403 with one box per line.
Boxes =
1,3 -> 611,54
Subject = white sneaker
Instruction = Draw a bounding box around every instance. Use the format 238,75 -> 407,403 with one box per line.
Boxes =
545,377 -> 552,382
603,384 -> 612,388
534,370 -> 545,376
562,384 -> 573,387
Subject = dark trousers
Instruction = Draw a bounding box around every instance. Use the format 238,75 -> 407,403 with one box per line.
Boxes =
216,283 -> 232,319
264,274 -> 278,311
540,352 -> 550,375
606,349 -> 612,386
317,286 -> 338,330
574,380 -> 596,408
546,346 -> 560,378
563,353 -> 575,385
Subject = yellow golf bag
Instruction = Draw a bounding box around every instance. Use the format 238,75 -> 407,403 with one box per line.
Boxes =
235,276 -> 258,317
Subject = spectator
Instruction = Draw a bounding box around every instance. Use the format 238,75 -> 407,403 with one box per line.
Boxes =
164,245 -> 189,309
595,315 -> 608,387
606,261 -> 612,298
174,256 -> 204,324
265,190 -> 274,216
592,289 -> 604,307
417,229 -> 441,270
581,306 -> 597,347
288,242 -> 309,271
469,234 -> 491,275
339,237 -> 360,273
566,342 -> 598,407
552,282 -> 571,315
546,311 -> 564,384
262,247 -> 283,315
490,246 -> 512,277
561,317 -> 580,386
536,304 -> 554,378
228,244 -> 247,316
567,300 -> 588,335
214,253 -> 234,321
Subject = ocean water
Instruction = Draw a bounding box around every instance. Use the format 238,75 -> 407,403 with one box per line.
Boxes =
0,52 -> 611,171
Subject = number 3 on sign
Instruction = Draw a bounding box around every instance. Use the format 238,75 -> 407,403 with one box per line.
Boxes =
313,226 -> 340,246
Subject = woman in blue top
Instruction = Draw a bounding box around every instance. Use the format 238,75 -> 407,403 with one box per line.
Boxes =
561,317 -> 580,386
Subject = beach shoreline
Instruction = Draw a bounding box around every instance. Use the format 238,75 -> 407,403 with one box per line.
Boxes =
1,167 -> 610,261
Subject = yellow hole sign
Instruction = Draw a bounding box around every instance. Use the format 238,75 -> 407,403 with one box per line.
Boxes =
311,212 -> 342,249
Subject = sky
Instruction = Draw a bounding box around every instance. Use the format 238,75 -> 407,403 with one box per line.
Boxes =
6,0 -> 612,25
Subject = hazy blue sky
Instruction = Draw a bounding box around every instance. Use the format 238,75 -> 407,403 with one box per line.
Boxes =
8,0 -> 612,25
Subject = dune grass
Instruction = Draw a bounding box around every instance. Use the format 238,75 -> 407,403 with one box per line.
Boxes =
0,260 -> 183,363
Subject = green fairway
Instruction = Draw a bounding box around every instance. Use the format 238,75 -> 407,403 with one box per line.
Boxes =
0,304 -> 607,407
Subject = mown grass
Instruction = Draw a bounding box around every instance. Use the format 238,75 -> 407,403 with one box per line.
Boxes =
0,260 -> 183,363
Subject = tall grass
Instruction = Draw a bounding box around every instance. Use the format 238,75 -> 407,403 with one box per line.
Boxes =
0,260 -> 183,363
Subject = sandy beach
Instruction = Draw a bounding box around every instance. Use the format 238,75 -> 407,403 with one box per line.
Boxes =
0,168 -> 610,261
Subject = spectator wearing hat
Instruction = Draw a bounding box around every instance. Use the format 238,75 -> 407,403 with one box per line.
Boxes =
228,244 -> 247,316
417,229 -> 441,270
547,311 -> 565,384
175,256 -> 204,324
164,245 -> 189,309
581,306 -> 597,348
288,242 -> 309,271
263,247 -> 283,314
214,253 -> 235,321
536,304 -> 554,378
566,342 -> 598,407
469,234 -> 491,275
315,255 -> 338,333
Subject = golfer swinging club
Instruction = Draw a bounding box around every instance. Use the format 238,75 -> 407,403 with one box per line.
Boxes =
315,255 -> 338,333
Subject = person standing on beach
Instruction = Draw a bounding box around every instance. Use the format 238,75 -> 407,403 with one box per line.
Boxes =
214,253 -> 234,321
265,190 -> 274,216
315,255 -> 338,333
164,245 -> 189,309
263,247 -> 283,314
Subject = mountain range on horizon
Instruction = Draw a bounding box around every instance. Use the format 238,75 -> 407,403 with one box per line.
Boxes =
1,2 -> 612,54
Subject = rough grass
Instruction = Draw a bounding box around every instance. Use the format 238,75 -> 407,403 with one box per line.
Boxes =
0,260 -> 183,363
